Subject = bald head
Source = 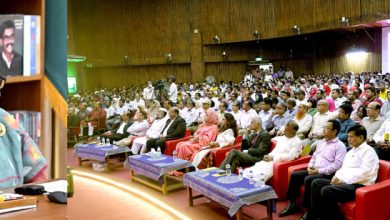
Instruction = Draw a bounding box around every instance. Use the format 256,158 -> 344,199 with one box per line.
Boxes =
317,100 -> 329,113
367,102 -> 381,119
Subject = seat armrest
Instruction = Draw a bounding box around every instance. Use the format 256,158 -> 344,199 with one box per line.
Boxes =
164,136 -> 192,156
287,163 -> 309,183
354,179 -> 390,220
272,155 -> 311,201
213,144 -> 241,167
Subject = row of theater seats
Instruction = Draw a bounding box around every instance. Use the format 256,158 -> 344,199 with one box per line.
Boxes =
166,135 -> 390,220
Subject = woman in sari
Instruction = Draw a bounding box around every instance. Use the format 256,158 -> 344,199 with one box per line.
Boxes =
175,109 -> 219,161
192,112 -> 238,169
0,76 -> 47,189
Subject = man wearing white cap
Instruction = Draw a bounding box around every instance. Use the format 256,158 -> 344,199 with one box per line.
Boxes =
131,108 -> 169,154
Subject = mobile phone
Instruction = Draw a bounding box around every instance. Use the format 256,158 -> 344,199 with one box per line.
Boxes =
212,171 -> 226,177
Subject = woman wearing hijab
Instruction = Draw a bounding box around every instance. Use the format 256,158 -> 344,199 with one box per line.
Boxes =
0,76 -> 47,189
175,109 -> 219,161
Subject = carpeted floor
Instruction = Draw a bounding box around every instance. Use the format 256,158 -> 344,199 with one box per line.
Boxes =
67,148 -> 304,219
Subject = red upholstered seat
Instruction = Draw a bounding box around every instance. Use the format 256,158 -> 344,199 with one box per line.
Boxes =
213,135 -> 242,167
288,160 -> 390,220
229,139 -> 310,201
269,155 -> 311,201
164,129 -> 192,156
266,140 -> 311,201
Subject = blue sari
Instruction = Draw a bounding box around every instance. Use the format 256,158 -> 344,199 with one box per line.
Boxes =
0,108 -> 47,189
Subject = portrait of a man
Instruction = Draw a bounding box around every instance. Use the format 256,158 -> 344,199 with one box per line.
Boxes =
0,19 -> 22,76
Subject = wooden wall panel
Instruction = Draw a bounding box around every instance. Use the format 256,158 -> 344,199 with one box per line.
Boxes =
313,52 -> 381,74
274,0 -> 314,36
205,62 -> 247,83
272,60 -> 314,77
69,0 -> 389,92
313,0 -> 361,29
361,0 -> 390,22
199,0 -> 276,43
80,64 -> 191,91
70,0 -> 192,66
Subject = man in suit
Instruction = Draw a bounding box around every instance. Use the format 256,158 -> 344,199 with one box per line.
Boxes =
219,117 -> 271,172
0,20 -> 22,76
100,111 -> 132,142
146,107 -> 186,153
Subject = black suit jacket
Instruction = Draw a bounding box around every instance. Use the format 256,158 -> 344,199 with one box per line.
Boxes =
242,129 -> 271,159
114,121 -> 132,135
0,52 -> 22,76
161,116 -> 186,140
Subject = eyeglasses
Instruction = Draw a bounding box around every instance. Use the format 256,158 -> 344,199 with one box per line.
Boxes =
0,76 -> 6,89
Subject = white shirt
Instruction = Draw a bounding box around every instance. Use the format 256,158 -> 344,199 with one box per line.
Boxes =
293,114 -> 313,135
127,120 -> 150,136
104,106 -> 116,118
131,99 -> 146,110
231,110 -> 242,123
285,70 -> 294,79
143,86 -> 155,100
335,97 -> 347,109
2,52 -> 12,68
264,74 -> 273,82
243,135 -> 302,181
215,129 -> 235,148
146,117 -> 168,139
182,108 -> 199,126
162,117 -> 176,136
239,109 -> 258,129
373,118 -> 390,143
168,83 -> 178,103
115,105 -> 129,115
310,111 -> 335,137
116,122 -> 127,134
269,135 -> 302,162
335,142 -> 379,185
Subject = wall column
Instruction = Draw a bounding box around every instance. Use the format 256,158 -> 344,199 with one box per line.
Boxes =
191,30 -> 205,82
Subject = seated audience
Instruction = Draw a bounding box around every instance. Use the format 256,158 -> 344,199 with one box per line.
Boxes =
279,120 -> 346,217
100,111 -> 132,143
79,101 -> 106,137
181,99 -> 199,127
337,104 -> 355,147
238,101 -> 258,132
308,100 -> 335,140
192,112 -> 238,169
131,108 -> 168,154
267,103 -> 288,136
360,102 -> 384,142
243,120 -> 302,182
258,97 -> 273,129
176,109 -> 219,161
305,125 -> 379,220
372,117 -> 390,160
219,117 -> 271,173
230,100 -> 242,122
280,102 -> 312,139
146,107 -> 186,153
116,109 -> 149,146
